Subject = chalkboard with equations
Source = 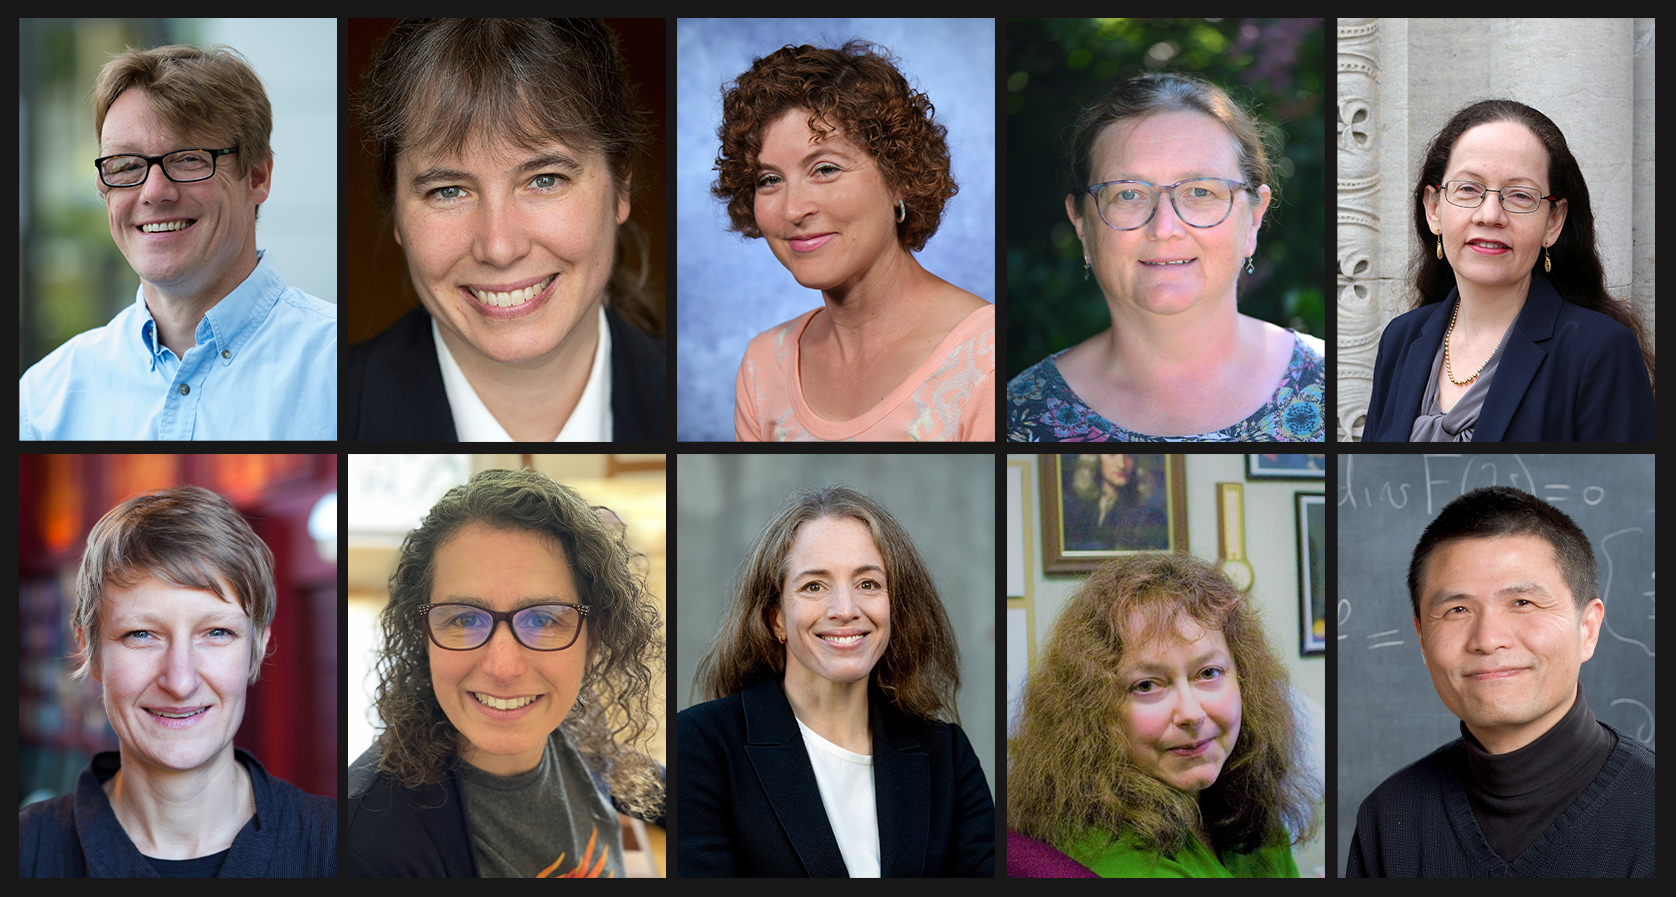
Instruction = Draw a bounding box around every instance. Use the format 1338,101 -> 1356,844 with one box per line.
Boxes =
1335,453 -> 1654,876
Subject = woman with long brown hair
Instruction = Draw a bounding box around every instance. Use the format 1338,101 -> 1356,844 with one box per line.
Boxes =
1008,553 -> 1316,877
677,485 -> 993,876
1363,99 -> 1654,441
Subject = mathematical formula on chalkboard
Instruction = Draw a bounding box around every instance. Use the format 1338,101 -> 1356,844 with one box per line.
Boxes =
1339,454 -> 1613,516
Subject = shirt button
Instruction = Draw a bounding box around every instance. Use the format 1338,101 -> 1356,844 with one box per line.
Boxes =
179,384 -> 190,396
222,349 -> 232,359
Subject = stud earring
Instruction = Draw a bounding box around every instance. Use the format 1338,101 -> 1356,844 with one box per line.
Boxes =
1545,245 -> 1552,273
1437,235 -> 1443,260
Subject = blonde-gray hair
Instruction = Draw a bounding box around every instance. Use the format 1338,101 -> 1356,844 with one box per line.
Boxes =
73,485 -> 276,683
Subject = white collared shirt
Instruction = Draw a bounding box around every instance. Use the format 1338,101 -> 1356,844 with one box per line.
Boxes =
431,305 -> 613,442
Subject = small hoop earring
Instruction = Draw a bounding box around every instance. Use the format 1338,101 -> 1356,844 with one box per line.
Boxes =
1437,235 -> 1443,260
895,199 -> 906,224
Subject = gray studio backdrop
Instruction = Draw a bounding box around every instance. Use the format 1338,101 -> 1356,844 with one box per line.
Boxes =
675,453 -> 997,801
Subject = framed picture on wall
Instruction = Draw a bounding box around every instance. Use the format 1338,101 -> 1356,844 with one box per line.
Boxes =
1296,491 -> 1326,656
1037,454 -> 1187,574
1246,453 -> 1326,480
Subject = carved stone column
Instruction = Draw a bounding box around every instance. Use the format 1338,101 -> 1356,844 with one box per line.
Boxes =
1336,20 -> 1380,441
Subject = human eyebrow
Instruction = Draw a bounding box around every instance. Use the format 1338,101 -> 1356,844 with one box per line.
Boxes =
515,152 -> 583,178
409,166 -> 473,192
1450,170 -> 1541,186
1125,649 -> 1229,676
438,595 -> 578,610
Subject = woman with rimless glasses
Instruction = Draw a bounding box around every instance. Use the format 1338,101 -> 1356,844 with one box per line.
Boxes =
1362,99 -> 1654,441
1007,72 -> 1324,442
348,468 -> 663,877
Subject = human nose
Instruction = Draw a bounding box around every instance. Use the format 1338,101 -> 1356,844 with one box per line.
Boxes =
781,178 -> 816,224
158,637 -> 201,697
473,195 -> 532,268
824,584 -> 861,620
1464,606 -> 1514,654
1471,190 -> 1509,225
1146,189 -> 1189,239
1172,681 -> 1207,728
135,160 -> 181,203
478,619 -> 529,681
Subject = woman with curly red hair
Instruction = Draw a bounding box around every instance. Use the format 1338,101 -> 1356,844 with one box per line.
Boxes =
714,41 -> 994,441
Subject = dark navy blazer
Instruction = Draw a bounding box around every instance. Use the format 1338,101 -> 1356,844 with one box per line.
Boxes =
675,676 -> 995,877
1363,274 -> 1654,442
345,305 -> 667,442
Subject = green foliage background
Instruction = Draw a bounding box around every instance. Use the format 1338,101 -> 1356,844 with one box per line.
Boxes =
1006,18 -> 1326,380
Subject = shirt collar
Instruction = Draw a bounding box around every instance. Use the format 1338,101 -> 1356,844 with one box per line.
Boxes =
432,304 -> 613,441
132,249 -> 284,370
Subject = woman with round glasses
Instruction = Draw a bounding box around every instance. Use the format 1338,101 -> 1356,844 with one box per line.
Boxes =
1362,99 -> 1654,441
347,468 -> 663,877
717,41 -> 995,441
677,486 -> 994,876
1007,72 -> 1324,442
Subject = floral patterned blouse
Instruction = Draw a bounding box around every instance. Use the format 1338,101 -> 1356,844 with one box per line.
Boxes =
1006,330 -> 1325,442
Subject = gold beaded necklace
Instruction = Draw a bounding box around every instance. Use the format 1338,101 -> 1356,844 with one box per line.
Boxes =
1443,300 -> 1502,386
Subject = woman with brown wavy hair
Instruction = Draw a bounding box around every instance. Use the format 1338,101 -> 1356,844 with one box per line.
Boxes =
716,41 -> 994,441
678,485 -> 994,876
1008,553 -> 1317,877
347,468 -> 663,877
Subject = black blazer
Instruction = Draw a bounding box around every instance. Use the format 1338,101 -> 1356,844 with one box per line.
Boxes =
1363,273 -> 1654,442
675,676 -> 995,877
345,306 -> 667,441
345,738 -> 666,877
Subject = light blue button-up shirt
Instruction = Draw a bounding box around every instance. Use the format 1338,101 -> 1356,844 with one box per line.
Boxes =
20,250 -> 336,440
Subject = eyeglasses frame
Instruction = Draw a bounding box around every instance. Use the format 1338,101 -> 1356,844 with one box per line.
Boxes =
1082,176 -> 1255,231
1435,179 -> 1560,214
94,147 -> 240,188
418,602 -> 591,652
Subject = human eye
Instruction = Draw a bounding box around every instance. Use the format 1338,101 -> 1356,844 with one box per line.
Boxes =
1129,678 -> 1160,695
121,630 -> 155,643
1452,181 -> 1484,197
426,184 -> 467,203
799,580 -> 824,594
811,162 -> 842,178
755,171 -> 783,190
529,173 -> 569,192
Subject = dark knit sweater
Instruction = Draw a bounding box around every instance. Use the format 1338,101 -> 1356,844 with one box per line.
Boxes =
1347,720 -> 1654,877
18,749 -> 337,877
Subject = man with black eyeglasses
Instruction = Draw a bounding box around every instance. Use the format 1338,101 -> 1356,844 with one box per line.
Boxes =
20,43 -> 335,440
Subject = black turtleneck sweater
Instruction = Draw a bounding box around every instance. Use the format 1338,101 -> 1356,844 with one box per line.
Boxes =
1459,684 -> 1614,862
1347,682 -> 1655,877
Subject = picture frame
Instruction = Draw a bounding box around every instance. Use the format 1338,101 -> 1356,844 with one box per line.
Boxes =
1296,491 -> 1326,656
1037,454 -> 1187,574
1246,453 -> 1327,480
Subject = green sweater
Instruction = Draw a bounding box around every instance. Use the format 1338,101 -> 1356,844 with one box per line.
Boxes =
1066,828 -> 1298,878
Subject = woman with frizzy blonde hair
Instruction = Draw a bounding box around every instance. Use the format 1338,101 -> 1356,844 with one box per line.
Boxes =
1008,552 -> 1316,877
679,485 -> 994,876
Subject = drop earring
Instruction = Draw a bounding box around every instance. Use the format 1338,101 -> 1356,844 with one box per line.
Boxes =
1244,255 -> 1255,274
1083,257 -> 1091,281
1437,235 -> 1443,260
1544,245 -> 1552,273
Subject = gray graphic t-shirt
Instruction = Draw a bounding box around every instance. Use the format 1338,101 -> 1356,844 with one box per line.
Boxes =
456,731 -> 625,878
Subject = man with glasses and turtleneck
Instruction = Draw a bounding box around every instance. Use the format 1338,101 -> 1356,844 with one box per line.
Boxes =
1347,487 -> 1654,877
